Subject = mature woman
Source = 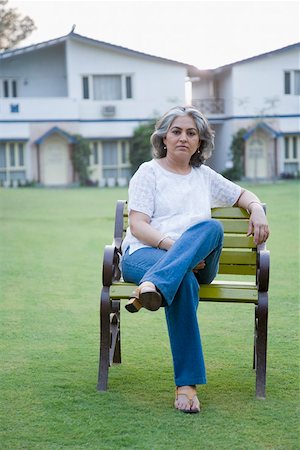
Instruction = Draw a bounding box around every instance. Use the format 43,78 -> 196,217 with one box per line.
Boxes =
121,106 -> 269,414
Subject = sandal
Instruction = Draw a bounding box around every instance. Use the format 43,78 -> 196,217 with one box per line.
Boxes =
174,386 -> 201,414
125,281 -> 162,313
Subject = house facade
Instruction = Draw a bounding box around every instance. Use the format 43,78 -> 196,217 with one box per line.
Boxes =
0,32 -> 194,186
191,43 -> 300,180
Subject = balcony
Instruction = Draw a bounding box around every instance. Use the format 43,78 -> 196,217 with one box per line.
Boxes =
192,98 -> 225,115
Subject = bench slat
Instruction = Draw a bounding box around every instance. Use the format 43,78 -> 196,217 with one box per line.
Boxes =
219,249 -> 256,264
223,234 -> 256,248
220,219 -> 250,233
212,207 -> 249,219
218,264 -> 256,275
110,280 -> 258,304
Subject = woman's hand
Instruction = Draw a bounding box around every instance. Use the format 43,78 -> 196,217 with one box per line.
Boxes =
236,190 -> 270,245
193,260 -> 206,271
247,204 -> 270,245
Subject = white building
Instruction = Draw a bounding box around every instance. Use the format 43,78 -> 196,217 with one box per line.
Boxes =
1,34 -> 299,186
191,42 -> 300,179
0,31 -> 195,186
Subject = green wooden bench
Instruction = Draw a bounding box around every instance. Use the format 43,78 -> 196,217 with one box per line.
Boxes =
97,200 -> 270,398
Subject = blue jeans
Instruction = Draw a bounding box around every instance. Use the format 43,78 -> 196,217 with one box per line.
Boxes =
121,219 -> 224,387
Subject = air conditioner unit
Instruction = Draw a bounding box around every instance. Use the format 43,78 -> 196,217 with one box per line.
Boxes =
102,105 -> 116,117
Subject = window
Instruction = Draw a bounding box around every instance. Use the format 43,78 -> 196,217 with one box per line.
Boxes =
284,137 -> 289,159
9,143 -> 15,166
125,76 -> 132,99
0,143 -> 6,168
283,136 -> 299,174
88,140 -> 131,185
294,71 -> 300,95
94,75 -> 122,100
18,143 -> 24,166
121,141 -> 129,163
2,79 -> 18,98
284,72 -> 291,94
82,76 -> 89,99
284,70 -> 300,95
103,141 -> 118,165
83,74 -> 133,100
0,142 -> 26,185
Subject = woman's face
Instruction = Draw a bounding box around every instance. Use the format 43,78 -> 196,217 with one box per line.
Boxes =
163,115 -> 200,161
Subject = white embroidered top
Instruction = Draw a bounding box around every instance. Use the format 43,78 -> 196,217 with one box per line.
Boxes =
121,159 -> 242,255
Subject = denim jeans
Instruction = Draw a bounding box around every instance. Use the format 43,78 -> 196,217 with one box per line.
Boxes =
121,219 -> 224,387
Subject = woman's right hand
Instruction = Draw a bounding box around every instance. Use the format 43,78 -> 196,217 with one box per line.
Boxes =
193,260 -> 206,271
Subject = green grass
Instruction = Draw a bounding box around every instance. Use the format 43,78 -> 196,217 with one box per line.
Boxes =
0,181 -> 299,450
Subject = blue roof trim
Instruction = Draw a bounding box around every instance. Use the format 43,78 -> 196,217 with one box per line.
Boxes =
0,138 -> 28,142
1,114 -> 299,125
243,122 -> 281,140
35,126 -> 76,144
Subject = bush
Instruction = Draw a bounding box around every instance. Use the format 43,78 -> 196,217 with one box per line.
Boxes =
130,121 -> 156,174
71,134 -> 91,185
223,128 -> 247,181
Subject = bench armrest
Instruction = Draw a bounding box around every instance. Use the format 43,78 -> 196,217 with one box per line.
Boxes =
102,244 -> 121,287
256,243 -> 270,292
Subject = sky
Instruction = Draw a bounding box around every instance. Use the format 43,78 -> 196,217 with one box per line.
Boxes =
8,0 -> 300,69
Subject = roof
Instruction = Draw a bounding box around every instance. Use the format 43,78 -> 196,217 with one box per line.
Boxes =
243,122 -> 281,140
197,42 -> 300,74
35,127 -> 76,145
0,31 -> 198,74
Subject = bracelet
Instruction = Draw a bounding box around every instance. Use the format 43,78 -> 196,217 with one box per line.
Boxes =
157,235 -> 169,249
247,201 -> 262,213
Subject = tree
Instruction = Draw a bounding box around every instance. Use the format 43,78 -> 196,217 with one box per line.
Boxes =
130,121 -> 156,174
222,128 -> 247,181
0,0 -> 36,50
71,134 -> 92,185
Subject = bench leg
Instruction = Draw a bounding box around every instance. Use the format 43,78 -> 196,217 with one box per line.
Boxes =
253,310 -> 257,370
255,292 -> 268,399
110,301 -> 121,364
97,287 -> 111,391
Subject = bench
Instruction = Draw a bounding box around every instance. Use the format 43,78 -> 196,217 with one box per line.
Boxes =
97,200 -> 270,398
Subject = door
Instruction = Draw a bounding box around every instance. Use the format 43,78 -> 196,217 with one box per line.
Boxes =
245,138 -> 268,179
42,136 -> 69,185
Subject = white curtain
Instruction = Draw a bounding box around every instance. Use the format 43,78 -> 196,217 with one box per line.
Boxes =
93,75 -> 122,100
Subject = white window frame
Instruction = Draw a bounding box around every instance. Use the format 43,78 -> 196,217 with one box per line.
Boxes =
88,140 -> 131,179
82,74 -> 133,100
284,70 -> 300,95
1,78 -> 18,98
0,142 -> 26,184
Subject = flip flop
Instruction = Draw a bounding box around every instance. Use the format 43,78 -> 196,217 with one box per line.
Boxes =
174,386 -> 201,414
125,282 -> 162,313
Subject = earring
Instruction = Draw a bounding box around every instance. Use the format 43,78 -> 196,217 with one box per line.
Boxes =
197,148 -> 200,153
163,145 -> 167,150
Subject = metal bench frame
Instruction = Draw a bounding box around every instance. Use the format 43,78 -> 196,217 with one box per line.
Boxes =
97,200 -> 270,398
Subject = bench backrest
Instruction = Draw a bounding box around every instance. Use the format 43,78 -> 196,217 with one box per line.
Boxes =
114,200 -> 259,277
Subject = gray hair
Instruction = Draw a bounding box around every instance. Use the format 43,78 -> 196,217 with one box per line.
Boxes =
151,105 -> 215,166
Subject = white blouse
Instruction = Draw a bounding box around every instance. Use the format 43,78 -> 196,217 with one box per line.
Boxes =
122,159 -> 242,255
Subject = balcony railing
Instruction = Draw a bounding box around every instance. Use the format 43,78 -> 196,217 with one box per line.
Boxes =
192,98 -> 225,114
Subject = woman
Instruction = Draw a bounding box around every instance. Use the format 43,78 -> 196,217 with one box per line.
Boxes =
121,106 -> 269,414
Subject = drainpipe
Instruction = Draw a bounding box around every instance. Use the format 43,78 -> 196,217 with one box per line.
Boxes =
274,138 -> 278,178
36,143 -> 41,183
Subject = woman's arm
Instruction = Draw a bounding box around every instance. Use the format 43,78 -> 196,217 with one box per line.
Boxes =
129,210 -> 174,250
235,189 -> 270,245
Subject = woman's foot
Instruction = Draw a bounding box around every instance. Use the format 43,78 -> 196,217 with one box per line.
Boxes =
174,385 -> 201,414
125,281 -> 162,313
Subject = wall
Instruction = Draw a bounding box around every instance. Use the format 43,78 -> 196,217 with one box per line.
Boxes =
0,43 -> 68,97
65,38 -> 186,118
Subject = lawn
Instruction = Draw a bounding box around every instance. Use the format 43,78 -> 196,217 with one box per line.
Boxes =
0,181 -> 299,449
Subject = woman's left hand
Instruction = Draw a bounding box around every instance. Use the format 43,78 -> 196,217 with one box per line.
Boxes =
247,205 -> 270,245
